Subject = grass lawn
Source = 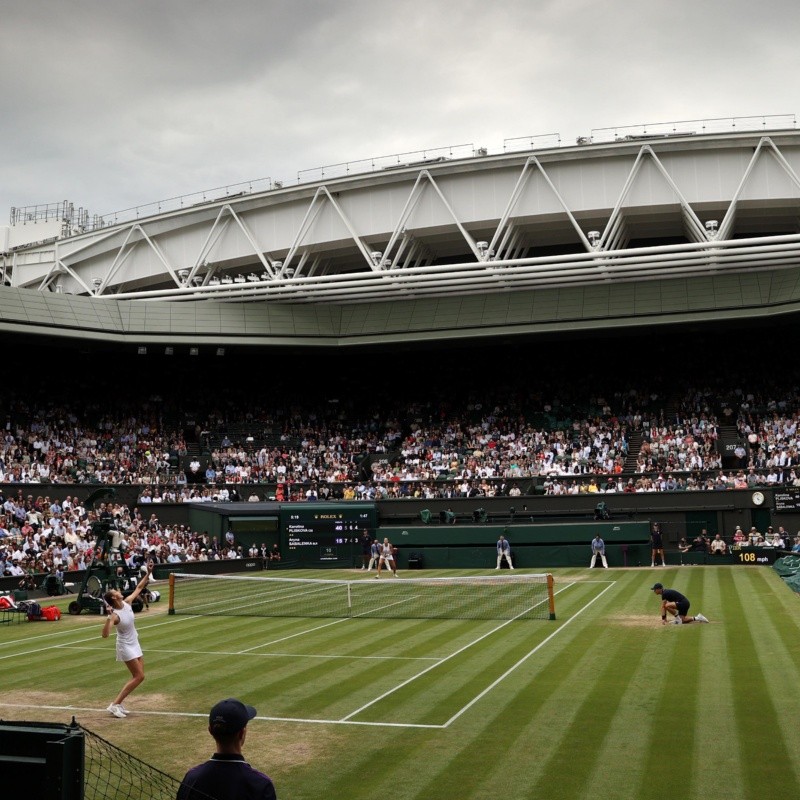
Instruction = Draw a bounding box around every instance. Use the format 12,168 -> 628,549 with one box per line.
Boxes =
1,565 -> 798,800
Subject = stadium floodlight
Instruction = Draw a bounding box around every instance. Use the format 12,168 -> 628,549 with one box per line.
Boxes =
209,277 -> 220,286
285,267 -> 295,277
221,275 -> 233,284
246,273 -> 259,282
705,220 -> 719,237
189,347 -> 199,356
137,346 -> 147,355
272,260 -> 283,269
234,274 -> 246,283
370,250 -> 383,266
588,231 -> 601,248
216,348 -> 225,356
260,272 -> 270,281
164,347 -> 174,355
178,268 -> 189,282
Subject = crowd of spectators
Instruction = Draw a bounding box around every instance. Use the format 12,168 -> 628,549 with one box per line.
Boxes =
676,525 -> 800,555
0,492 -> 279,584
2,369 -> 800,499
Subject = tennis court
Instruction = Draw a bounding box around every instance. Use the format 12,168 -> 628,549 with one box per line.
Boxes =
1,567 -> 799,800
0,572 -> 608,728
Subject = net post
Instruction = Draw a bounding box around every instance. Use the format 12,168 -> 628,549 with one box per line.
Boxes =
547,573 -> 556,620
347,581 -> 352,615
168,572 -> 175,615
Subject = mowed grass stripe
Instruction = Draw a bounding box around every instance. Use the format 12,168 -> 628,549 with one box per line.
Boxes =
577,619 -> 690,799
632,565 -> 704,797
367,621 -> 558,726
404,600 -> 623,799
721,568 -> 800,798
234,624 -> 434,719
693,572 -> 747,800
524,612 -> 651,798
348,581 -> 605,724
737,569 -> 800,774
281,623 -> 451,718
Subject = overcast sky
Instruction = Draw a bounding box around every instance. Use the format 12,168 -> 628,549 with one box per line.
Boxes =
2,0 -> 799,222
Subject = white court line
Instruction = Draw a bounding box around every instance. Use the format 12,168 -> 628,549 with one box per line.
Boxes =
0,613 -> 203,663
2,579 -> 615,728
57,645 -> 439,661
339,583 -> 571,722
184,581 -> 345,615
0,703 -> 443,729
236,616 -> 353,652
236,594 -> 422,653
442,580 -> 617,727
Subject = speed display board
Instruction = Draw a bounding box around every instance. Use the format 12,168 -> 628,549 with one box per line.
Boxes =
280,502 -> 377,564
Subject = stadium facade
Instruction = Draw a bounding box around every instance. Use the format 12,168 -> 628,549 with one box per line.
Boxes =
2,117 -> 800,350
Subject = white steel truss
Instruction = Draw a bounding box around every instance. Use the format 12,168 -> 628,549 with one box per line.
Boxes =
11,135 -> 800,304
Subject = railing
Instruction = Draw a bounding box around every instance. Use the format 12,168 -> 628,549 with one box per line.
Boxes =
11,114 -> 797,238
297,143 -> 476,183
90,176 -> 274,230
503,133 -> 561,152
9,201 -> 88,227
590,113 -> 796,144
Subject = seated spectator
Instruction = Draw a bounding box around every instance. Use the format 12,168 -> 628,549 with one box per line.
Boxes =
709,534 -> 727,555
690,534 -> 708,553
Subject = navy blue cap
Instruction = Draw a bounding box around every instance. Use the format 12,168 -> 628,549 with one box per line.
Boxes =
209,698 -> 257,736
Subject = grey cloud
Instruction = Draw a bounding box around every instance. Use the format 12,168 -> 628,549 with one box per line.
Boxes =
1,0 -> 798,219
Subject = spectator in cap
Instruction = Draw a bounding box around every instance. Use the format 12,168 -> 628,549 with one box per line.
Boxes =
176,698 -> 276,800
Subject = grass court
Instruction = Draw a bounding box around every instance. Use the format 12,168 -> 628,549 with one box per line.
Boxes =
0,565 -> 798,800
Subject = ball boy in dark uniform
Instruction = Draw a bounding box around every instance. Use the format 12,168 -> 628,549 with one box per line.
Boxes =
651,583 -> 709,625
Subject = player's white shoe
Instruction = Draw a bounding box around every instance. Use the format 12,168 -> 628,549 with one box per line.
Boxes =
695,613 -> 709,623
671,616 -> 683,625
117,704 -> 129,715
107,704 -> 126,718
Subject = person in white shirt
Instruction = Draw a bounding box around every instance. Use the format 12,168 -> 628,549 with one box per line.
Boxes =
101,565 -> 153,718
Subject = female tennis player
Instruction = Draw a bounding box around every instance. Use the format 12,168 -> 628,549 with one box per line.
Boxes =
374,537 -> 398,578
101,564 -> 152,718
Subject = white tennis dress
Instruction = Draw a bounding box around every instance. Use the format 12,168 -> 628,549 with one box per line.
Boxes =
114,602 -> 142,662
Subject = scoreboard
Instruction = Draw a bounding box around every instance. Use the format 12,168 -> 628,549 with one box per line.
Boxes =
280,503 -> 377,564
773,487 -> 800,512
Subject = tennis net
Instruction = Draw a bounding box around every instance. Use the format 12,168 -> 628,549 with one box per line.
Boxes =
168,572 -> 556,620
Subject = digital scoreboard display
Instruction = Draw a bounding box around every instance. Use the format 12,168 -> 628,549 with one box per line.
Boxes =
281,503 -> 377,564
774,487 -> 800,512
